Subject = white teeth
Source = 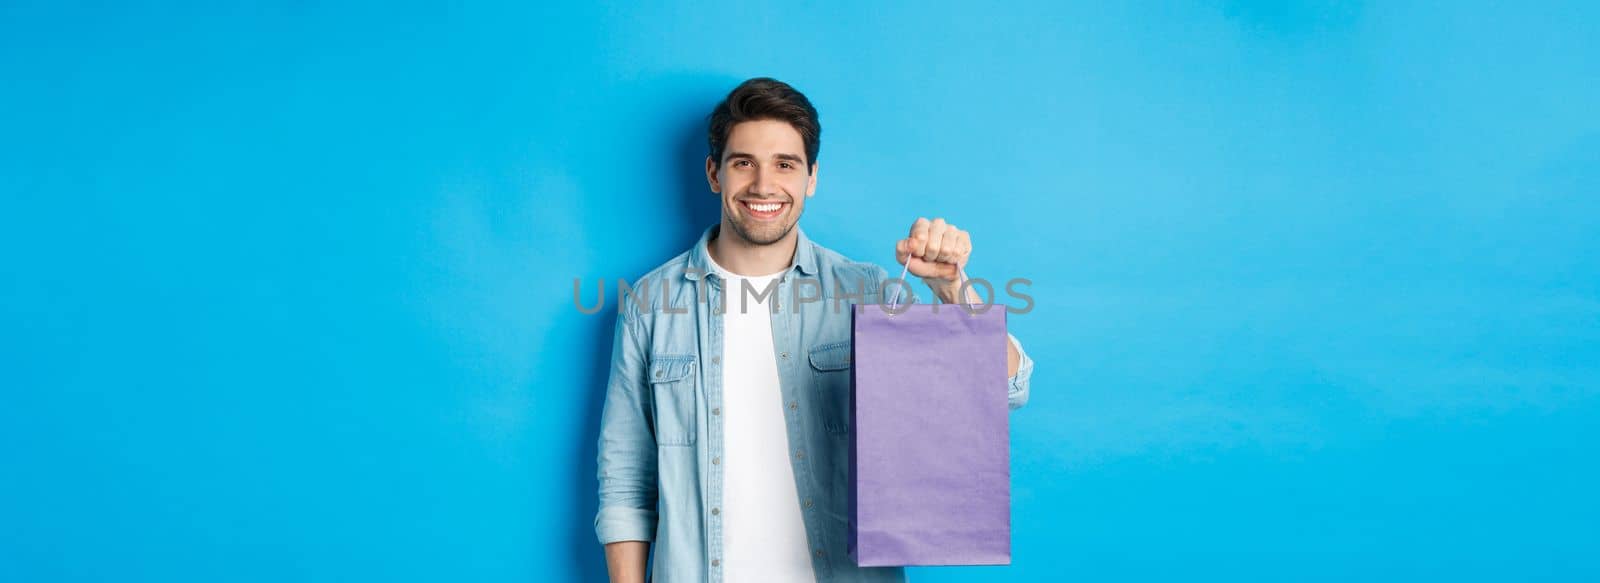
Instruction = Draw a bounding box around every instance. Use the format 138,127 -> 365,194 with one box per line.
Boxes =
748,202 -> 782,212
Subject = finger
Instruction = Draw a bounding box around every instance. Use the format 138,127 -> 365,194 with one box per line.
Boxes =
908,217 -> 931,241
909,218 -> 931,258
953,229 -> 969,265
955,230 -> 972,268
924,258 -> 955,280
926,227 -> 948,263
900,240 -> 932,270
934,225 -> 962,264
936,229 -> 962,264
924,218 -> 947,261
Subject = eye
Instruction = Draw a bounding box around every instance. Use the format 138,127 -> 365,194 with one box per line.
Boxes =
779,162 -> 794,170
734,160 -> 752,168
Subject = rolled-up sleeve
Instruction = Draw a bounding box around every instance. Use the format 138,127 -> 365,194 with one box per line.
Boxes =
594,306 -> 659,544
1006,333 -> 1033,411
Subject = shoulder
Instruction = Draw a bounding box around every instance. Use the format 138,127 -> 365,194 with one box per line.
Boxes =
617,249 -> 694,324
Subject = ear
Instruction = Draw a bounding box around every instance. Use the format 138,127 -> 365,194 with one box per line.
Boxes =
705,155 -> 721,193
806,161 -> 819,197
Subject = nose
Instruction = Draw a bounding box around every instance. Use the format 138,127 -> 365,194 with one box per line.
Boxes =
749,167 -> 781,198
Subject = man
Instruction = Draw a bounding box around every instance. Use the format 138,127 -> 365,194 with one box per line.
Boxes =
595,77 -> 1034,582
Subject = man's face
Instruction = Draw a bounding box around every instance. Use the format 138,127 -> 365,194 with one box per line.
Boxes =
706,119 -> 817,246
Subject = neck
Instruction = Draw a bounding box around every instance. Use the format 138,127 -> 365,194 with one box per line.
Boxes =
708,221 -> 799,276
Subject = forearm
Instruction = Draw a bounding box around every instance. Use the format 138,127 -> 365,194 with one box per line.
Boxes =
605,541 -> 649,583
1005,332 -> 1020,376
596,310 -> 658,581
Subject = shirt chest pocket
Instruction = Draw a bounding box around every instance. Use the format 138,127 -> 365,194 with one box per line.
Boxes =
648,355 -> 698,446
807,341 -> 852,435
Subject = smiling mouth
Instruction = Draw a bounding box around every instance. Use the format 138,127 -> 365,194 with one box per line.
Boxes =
739,199 -> 788,220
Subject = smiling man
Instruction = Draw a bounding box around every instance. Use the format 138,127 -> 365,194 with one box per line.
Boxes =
594,77 -> 1034,582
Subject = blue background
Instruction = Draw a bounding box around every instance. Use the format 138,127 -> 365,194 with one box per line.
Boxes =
3,1 -> 1597,581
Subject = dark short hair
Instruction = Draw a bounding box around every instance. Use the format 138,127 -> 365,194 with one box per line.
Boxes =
707,77 -> 820,172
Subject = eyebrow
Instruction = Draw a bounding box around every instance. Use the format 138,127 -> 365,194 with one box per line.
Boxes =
726,151 -> 807,164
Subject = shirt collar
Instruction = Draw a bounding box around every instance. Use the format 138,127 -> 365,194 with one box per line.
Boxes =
685,224 -> 819,281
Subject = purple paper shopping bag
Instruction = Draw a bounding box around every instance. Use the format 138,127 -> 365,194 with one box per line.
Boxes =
848,281 -> 1011,567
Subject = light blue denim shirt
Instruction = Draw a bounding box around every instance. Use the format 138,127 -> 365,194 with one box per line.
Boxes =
594,225 -> 1034,582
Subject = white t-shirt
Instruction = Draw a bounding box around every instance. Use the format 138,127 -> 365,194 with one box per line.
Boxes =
711,259 -> 817,582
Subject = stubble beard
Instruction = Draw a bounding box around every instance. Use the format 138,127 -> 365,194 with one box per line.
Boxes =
727,204 -> 797,246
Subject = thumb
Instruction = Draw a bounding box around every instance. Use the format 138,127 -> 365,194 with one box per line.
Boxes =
895,238 -> 913,265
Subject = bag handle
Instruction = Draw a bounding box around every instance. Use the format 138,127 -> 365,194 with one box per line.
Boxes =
887,258 -> 972,310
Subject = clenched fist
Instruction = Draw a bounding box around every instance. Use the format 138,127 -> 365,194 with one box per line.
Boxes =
894,217 -> 973,304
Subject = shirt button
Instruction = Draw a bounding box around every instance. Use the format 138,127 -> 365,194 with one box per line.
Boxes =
712,507 -> 720,516
654,369 -> 664,378
712,559 -> 720,567
795,449 -> 805,460
712,456 -> 720,465
788,401 -> 798,410
814,549 -> 825,558
804,498 -> 814,508
711,356 -> 720,364
712,407 -> 721,416
780,351 -> 790,359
